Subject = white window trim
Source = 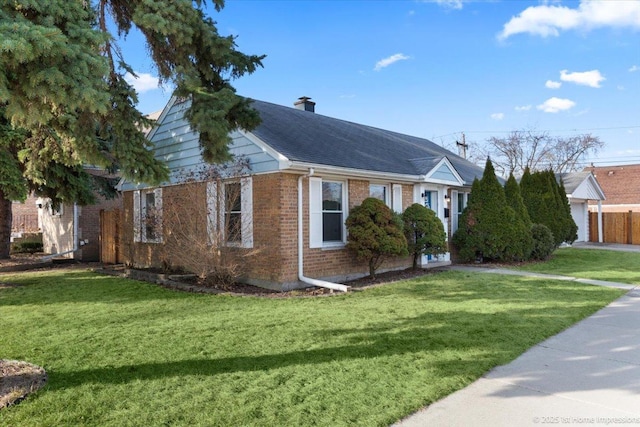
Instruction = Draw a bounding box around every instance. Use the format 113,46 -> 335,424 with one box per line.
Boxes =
133,191 -> 141,242
206,178 -> 253,249
206,181 -> 218,245
392,184 -> 403,213
134,188 -> 163,243
309,177 -> 348,249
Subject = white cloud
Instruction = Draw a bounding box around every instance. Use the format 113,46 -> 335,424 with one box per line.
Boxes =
490,113 -> 505,120
630,65 -> 640,72
537,97 -> 576,113
374,53 -> 410,71
498,0 -> 640,40
618,85 -> 625,91
560,69 -> 605,88
515,105 -> 532,112
435,0 -> 464,10
545,80 -> 562,89
124,72 -> 159,93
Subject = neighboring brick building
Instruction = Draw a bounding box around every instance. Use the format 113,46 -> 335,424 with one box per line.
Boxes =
583,164 -> 640,213
120,96 -> 486,290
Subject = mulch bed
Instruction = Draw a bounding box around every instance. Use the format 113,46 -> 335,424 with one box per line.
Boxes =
2,254 -> 442,296
0,360 -> 47,410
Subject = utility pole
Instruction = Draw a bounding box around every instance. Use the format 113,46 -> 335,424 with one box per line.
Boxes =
456,133 -> 468,159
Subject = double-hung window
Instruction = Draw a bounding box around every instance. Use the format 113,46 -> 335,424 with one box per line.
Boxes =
369,184 -> 389,206
225,182 -> 243,243
133,188 -> 163,243
370,183 -> 402,212
309,178 -> 347,248
206,178 -> 253,248
451,191 -> 468,233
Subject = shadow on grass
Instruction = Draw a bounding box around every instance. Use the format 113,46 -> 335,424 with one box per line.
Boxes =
46,302 -> 606,392
0,270 -> 194,306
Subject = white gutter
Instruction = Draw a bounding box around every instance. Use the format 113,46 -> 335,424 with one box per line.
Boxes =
289,161 -> 425,183
41,203 -> 82,261
297,169 -> 350,292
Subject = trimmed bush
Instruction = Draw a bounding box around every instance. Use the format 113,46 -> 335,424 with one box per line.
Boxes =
346,197 -> 407,278
530,223 -> 555,260
10,241 -> 43,254
402,203 -> 447,269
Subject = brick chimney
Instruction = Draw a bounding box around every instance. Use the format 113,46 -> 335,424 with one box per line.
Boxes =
294,96 -> 315,113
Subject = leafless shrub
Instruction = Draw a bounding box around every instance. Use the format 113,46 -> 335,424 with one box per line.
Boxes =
159,158 -> 259,286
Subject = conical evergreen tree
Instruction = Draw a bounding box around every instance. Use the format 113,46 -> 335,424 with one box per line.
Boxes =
520,169 -> 578,247
505,173 -> 532,227
453,159 -> 530,262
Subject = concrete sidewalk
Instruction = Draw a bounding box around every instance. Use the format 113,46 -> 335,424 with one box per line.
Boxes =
393,267 -> 640,427
572,242 -> 640,253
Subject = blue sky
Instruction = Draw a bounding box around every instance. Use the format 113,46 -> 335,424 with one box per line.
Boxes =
121,0 -> 640,167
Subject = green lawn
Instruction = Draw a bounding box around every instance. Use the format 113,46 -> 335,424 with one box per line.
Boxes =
515,247 -> 640,284
0,268 -> 624,426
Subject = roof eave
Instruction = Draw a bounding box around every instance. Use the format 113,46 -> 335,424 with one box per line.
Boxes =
239,129 -> 292,170
287,161 -> 471,187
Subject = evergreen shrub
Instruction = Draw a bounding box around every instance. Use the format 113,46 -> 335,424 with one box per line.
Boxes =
530,223 -> 555,260
346,197 -> 407,278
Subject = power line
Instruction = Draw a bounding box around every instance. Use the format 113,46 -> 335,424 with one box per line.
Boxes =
463,125 -> 640,134
433,126 -> 640,139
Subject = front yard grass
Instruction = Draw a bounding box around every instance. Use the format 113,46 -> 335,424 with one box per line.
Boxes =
515,247 -> 640,284
0,268 -> 625,426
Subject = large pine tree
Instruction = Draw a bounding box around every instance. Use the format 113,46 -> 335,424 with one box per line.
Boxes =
0,0 -> 264,258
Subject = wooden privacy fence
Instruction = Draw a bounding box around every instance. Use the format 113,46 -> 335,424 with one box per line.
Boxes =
100,209 -> 121,264
11,214 -> 39,233
589,211 -> 640,245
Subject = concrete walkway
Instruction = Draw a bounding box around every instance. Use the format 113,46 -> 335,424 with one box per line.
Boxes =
572,242 -> 640,253
393,250 -> 640,427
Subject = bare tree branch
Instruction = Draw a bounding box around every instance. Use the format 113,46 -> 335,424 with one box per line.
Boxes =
482,130 -> 604,177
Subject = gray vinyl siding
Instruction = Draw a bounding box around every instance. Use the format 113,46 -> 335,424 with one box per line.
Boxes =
121,99 -> 281,191
431,164 -> 458,182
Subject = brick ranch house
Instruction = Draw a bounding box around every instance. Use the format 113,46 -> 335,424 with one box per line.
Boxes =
119,96 -> 486,291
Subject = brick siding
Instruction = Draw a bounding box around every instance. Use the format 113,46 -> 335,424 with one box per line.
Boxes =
122,173 -> 415,289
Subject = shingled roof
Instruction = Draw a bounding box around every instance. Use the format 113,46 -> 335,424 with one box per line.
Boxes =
584,164 -> 640,205
248,99 -> 484,185
557,171 -> 605,201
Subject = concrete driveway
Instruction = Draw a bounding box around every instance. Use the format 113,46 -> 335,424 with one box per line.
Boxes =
393,245 -> 640,427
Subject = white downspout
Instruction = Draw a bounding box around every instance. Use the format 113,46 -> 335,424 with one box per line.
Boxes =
298,170 -> 350,292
